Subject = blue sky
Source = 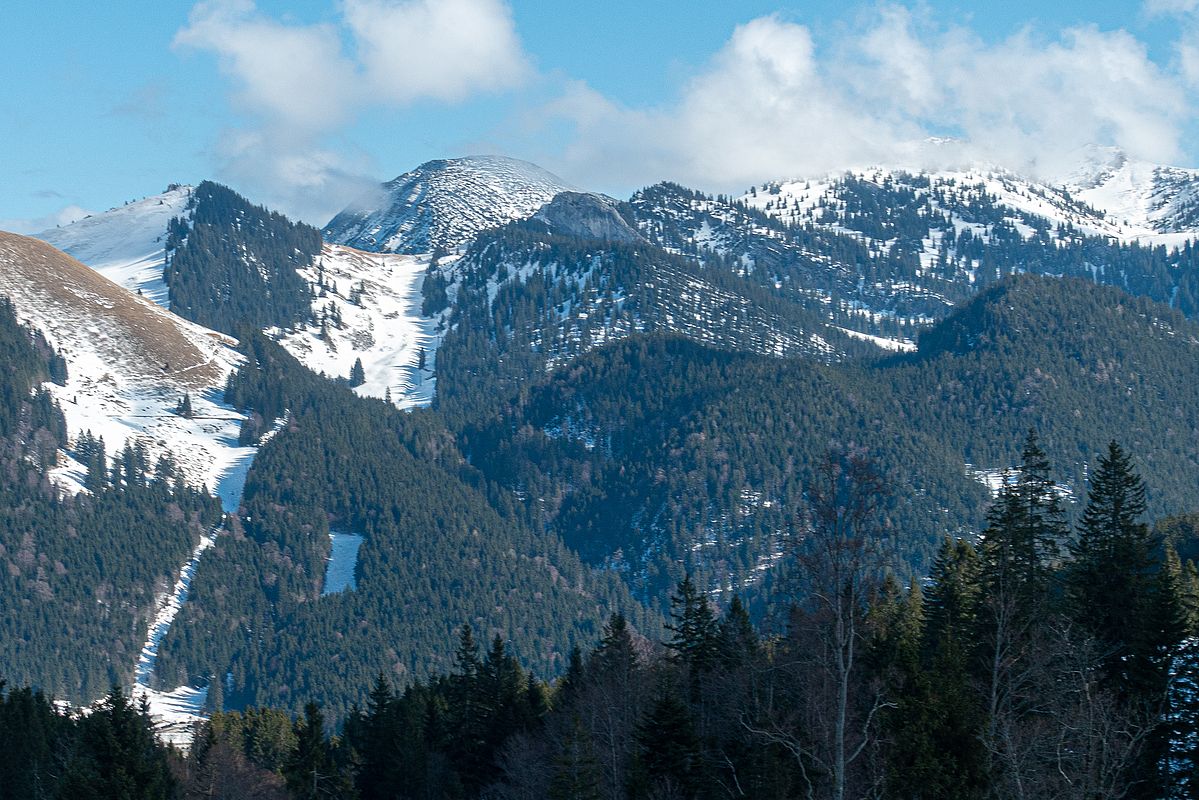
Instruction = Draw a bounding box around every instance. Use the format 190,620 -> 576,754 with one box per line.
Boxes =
3,1 -> 1198,228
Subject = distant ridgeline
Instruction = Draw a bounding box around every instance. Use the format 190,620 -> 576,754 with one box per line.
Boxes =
626,178 -> 1199,340
433,212 -> 879,426
164,181 -> 319,335
0,297 -> 221,702
156,332 -> 656,721
438,274 -> 1199,605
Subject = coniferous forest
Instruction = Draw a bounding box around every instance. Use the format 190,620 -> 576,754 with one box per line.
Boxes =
4,434 -> 1198,799
0,298 -> 221,702
164,182 -> 320,335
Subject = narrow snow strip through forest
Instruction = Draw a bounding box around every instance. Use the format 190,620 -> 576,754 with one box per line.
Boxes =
130,420 -> 283,748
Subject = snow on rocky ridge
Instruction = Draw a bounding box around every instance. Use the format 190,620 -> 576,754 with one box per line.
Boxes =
743,150 -> 1199,251
323,155 -> 573,254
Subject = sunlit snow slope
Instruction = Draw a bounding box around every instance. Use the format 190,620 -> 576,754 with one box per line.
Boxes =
35,185 -> 192,307
39,189 -> 444,411
271,244 -> 444,409
0,231 -> 251,494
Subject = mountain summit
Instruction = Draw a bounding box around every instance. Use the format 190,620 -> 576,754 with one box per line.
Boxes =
323,155 -> 573,254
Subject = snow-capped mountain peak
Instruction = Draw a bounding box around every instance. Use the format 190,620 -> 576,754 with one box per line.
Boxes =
323,155 -> 573,254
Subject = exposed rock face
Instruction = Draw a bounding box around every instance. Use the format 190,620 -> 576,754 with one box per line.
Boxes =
533,192 -> 646,244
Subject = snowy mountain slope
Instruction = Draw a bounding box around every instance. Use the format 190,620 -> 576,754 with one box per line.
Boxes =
34,185 -> 193,308
743,168 -> 1123,243
622,160 -> 1199,349
39,185 -> 442,411
743,155 -> 1199,250
0,231 -> 248,498
1065,147 -> 1199,243
323,155 -> 573,254
271,244 -> 443,409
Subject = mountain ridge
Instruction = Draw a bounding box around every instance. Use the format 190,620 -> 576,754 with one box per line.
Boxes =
323,155 -> 573,254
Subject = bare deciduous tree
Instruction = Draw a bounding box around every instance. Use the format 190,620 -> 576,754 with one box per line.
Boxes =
746,447 -> 892,800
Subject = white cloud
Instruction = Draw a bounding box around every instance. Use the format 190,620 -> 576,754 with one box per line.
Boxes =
175,0 -> 530,220
536,8 -> 1192,192
343,0 -> 528,104
1144,0 -> 1199,16
176,0 -> 359,133
176,0 -> 1199,213
1,205 -> 94,236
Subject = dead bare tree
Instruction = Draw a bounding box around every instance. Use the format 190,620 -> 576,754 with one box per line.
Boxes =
985,618 -> 1156,800
746,447 -> 892,800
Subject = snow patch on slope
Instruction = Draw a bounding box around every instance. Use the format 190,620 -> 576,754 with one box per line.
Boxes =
272,244 -> 443,409
834,326 -> 917,352
322,532 -> 364,595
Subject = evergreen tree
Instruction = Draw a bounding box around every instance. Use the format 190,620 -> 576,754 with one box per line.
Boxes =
632,681 -> 703,799
979,430 -> 1065,611
284,703 -> 337,800
350,674 -> 399,800
549,716 -> 602,800
349,358 -> 366,388
664,575 -> 720,699
716,596 -> 758,668
1068,442 -> 1186,797
1069,442 -> 1177,695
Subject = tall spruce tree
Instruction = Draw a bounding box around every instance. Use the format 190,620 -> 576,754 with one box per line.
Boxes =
1068,441 -> 1186,798
1068,442 -> 1180,695
665,575 -> 720,700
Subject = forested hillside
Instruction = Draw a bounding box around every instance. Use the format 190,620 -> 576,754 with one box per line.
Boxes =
156,333 -> 656,721
6,433 -> 1197,800
0,296 -> 222,702
626,177 -> 1199,341
433,217 -> 876,425
447,275 -> 1199,604
165,181 -> 319,334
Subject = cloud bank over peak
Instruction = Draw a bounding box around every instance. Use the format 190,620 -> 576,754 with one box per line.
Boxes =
175,1 -> 1199,219
538,8 -> 1190,193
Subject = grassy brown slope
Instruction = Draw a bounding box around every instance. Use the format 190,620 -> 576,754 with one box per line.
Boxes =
0,231 -> 225,390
